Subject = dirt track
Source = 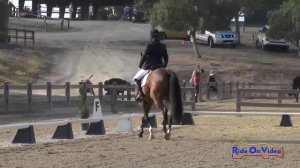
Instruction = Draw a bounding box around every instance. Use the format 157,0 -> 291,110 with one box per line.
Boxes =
26,18 -> 299,85
1,115 -> 300,168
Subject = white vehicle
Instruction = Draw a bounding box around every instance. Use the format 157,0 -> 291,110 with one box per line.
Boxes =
256,25 -> 289,51
195,29 -> 239,48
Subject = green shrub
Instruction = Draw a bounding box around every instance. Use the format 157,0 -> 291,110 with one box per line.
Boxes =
79,85 -> 90,118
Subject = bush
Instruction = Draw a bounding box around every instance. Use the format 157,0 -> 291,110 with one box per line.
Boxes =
79,85 -> 90,118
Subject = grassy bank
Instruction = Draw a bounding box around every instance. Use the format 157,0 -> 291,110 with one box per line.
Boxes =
0,44 -> 51,83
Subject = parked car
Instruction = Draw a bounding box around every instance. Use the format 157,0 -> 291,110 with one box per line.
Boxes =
195,29 -> 239,48
256,25 -> 289,51
155,27 -> 190,40
132,11 -> 146,23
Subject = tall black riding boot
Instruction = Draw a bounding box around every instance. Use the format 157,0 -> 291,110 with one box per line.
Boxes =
134,79 -> 144,101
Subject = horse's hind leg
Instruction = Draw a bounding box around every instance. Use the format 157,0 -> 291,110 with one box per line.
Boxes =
162,107 -> 172,141
153,97 -> 169,140
162,108 -> 168,134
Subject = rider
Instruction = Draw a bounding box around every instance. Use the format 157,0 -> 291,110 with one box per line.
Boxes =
133,29 -> 169,101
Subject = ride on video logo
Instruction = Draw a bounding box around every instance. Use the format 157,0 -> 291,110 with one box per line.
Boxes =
231,140 -> 284,159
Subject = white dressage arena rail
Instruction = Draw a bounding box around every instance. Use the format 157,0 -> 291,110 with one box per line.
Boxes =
0,110 -> 297,144
1,111 -> 300,130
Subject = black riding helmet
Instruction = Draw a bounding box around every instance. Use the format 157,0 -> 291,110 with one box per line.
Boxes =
151,29 -> 160,41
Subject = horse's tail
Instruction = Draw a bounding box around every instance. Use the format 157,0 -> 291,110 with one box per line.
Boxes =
169,71 -> 183,123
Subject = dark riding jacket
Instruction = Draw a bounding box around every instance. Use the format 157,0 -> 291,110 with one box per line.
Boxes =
139,41 -> 168,70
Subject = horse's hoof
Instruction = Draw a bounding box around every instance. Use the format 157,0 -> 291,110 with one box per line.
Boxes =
164,133 -> 171,141
148,135 -> 154,140
138,134 -> 143,138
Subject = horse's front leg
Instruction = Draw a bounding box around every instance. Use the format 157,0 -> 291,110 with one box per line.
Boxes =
139,101 -> 152,138
296,94 -> 299,103
146,115 -> 155,140
138,116 -> 145,138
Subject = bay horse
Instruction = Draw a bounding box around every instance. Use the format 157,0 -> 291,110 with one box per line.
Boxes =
138,68 -> 183,140
289,76 -> 300,102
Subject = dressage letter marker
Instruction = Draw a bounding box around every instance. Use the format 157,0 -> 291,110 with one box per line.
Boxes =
93,98 -> 103,119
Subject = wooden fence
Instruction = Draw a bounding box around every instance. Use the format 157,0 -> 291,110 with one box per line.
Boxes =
0,81 -> 294,113
188,81 -> 291,102
0,82 -> 195,113
8,28 -> 35,47
10,10 -> 71,32
236,88 -> 300,112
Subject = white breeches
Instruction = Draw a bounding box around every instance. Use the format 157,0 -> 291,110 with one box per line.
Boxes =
133,69 -> 150,81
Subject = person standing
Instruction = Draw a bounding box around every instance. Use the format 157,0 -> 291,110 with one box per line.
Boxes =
121,5 -> 130,21
37,3 -> 41,18
69,3 -> 73,19
8,1 -> 15,17
89,3 -> 93,20
208,71 -> 218,92
190,66 -> 204,102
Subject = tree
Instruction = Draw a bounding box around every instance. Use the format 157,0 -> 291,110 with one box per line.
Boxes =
151,0 -> 242,58
0,0 -> 9,43
135,0 -> 159,18
151,0 -> 210,58
268,0 -> 300,55
268,0 -> 300,44
221,0 -> 285,44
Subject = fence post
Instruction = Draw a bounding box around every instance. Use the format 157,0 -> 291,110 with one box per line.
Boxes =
278,92 -> 282,104
252,34 -> 254,45
24,31 -> 27,47
298,40 -> 300,57
18,10 -> 21,19
65,82 -> 70,104
206,82 -> 210,100
215,82 -> 218,99
229,82 -> 232,98
236,89 -> 241,112
191,88 -> 196,111
199,82 -> 203,102
27,82 -> 32,111
110,86 -> 116,113
4,82 -> 9,112
98,82 -> 103,103
242,82 -> 246,98
32,31 -> 35,47
67,19 -> 70,30
247,83 -> 252,98
47,82 -> 52,108
60,19 -> 64,31
182,80 -> 186,101
235,82 -> 239,98
127,83 -> 131,101
222,82 -> 225,100
16,29 -> 18,43
44,17 -> 47,32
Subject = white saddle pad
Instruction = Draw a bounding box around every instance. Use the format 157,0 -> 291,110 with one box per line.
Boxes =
141,72 -> 151,87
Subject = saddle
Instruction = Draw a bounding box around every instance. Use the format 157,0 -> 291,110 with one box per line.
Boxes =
141,71 -> 152,87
